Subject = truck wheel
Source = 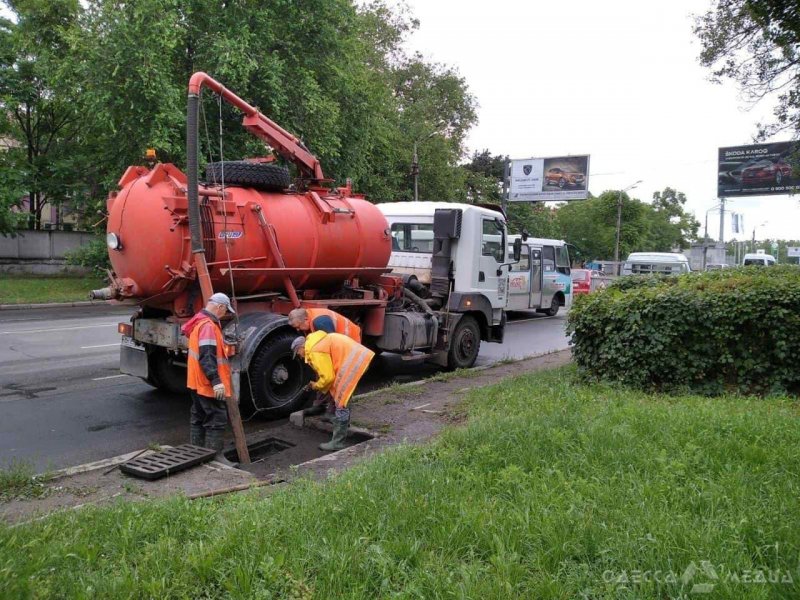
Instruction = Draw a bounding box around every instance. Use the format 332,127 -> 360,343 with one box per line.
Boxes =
243,330 -> 309,418
147,350 -> 188,395
205,161 -> 290,192
447,315 -> 481,370
541,295 -> 560,317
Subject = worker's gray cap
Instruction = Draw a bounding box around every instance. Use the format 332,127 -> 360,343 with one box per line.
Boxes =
291,336 -> 305,357
209,292 -> 235,314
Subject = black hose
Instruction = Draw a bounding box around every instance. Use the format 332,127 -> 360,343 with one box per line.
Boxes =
403,287 -> 436,317
187,93 -> 203,254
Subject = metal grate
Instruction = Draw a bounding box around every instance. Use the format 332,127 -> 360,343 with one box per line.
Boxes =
120,444 -> 217,480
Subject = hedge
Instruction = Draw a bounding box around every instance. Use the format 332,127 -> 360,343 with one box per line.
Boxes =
566,265 -> 800,395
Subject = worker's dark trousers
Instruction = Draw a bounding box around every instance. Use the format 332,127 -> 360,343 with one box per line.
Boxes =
190,391 -> 228,433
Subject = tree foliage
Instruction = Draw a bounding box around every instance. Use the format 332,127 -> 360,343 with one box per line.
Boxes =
0,0 -> 477,233
695,0 -> 800,139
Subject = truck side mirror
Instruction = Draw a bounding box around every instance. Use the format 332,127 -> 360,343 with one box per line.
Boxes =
513,238 -> 522,262
521,229 -> 529,242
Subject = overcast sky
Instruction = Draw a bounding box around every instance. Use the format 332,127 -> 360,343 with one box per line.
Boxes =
399,0 -> 800,242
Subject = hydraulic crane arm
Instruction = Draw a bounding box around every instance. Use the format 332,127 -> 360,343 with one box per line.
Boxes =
188,71 -> 325,182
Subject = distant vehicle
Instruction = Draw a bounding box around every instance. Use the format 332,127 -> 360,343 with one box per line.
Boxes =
742,253 -> 776,266
544,167 -> 586,189
704,263 -> 730,271
622,252 -> 692,276
506,235 -> 573,316
571,269 -> 606,295
741,159 -> 792,186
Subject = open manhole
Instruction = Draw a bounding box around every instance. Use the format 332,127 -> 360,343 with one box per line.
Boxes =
224,436 -> 295,464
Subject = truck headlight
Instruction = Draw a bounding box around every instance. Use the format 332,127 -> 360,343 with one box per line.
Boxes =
107,232 -> 122,250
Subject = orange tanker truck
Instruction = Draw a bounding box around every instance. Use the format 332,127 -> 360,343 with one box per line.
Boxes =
92,73 -> 517,417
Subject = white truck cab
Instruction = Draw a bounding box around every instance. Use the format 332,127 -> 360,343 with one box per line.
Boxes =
379,202 -> 510,322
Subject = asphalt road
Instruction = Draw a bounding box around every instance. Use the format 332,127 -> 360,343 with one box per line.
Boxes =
0,305 -> 570,471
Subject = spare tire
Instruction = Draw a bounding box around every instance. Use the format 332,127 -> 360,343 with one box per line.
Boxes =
205,161 -> 290,192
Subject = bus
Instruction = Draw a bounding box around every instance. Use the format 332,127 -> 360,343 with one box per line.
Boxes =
506,235 -> 573,316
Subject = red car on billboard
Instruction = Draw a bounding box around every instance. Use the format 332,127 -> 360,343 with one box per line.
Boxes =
741,159 -> 792,186
545,167 -> 586,189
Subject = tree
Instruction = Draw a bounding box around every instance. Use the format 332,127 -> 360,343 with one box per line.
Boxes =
0,0 -> 87,231
648,187 -> 699,250
695,0 -> 800,139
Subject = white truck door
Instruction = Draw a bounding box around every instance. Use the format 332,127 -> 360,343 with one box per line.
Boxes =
477,217 -> 507,310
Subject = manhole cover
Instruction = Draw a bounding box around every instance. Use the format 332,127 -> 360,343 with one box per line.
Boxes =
225,437 -> 294,464
120,444 -> 216,480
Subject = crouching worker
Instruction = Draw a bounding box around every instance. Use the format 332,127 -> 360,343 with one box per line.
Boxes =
182,292 -> 235,459
287,307 -> 362,342
292,331 -> 374,451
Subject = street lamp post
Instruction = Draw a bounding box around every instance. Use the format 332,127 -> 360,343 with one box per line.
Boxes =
752,221 -> 768,253
614,180 -> 643,274
411,130 -> 439,202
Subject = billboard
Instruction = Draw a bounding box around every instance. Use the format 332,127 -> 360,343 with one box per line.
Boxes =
718,141 -> 800,197
508,155 -> 590,201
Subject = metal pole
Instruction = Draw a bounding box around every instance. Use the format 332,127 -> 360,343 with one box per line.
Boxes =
412,141 -> 419,202
614,189 -> 623,266
501,158 -> 510,214
718,197 -> 726,243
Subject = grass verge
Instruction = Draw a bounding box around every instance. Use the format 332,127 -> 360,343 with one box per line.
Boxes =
1,366 -> 799,598
0,275 -> 105,304
0,462 -> 54,502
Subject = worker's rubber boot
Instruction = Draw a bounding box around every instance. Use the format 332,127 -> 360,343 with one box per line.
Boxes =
320,402 -> 336,423
205,430 -> 239,468
319,417 -> 348,452
189,425 -> 205,448
302,404 -> 326,417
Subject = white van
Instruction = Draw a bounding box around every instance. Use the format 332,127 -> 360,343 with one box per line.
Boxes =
742,253 -> 776,266
622,252 -> 691,275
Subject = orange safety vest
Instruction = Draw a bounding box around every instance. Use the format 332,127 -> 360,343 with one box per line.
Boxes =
186,317 -> 233,398
309,332 -> 374,407
306,307 -> 362,342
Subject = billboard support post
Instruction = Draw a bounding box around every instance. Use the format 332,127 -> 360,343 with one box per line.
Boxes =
502,158 -> 511,214
718,198 -> 726,243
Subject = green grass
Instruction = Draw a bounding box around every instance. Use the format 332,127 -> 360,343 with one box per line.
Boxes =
2,366 -> 799,598
0,275 -> 106,304
0,462 -> 54,502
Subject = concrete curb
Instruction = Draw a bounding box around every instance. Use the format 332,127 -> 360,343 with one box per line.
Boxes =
0,300 -> 113,311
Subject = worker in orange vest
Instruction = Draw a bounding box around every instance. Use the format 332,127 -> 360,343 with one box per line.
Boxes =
288,307 -> 362,342
181,292 -> 236,458
292,331 -> 374,451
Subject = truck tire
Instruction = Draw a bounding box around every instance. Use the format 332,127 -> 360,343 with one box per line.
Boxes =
205,161 -> 290,192
147,349 -> 188,395
540,294 -> 560,317
447,315 -> 481,370
242,330 -> 309,418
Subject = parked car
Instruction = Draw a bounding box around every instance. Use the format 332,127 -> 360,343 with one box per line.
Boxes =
741,159 -> 792,186
544,167 -> 586,189
742,253 -> 776,266
704,263 -> 730,271
571,268 -> 606,295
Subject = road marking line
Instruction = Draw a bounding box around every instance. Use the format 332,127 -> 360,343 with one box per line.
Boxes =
80,343 -> 120,349
91,374 -> 129,381
0,323 -> 119,335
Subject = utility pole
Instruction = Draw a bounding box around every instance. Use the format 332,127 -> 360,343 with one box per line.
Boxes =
412,141 -> 419,202
614,180 -> 642,275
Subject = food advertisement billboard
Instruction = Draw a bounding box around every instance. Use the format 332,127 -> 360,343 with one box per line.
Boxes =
718,141 -> 800,197
509,155 -> 590,201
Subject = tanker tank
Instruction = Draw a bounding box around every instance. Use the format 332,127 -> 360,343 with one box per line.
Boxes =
101,162 -> 392,308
